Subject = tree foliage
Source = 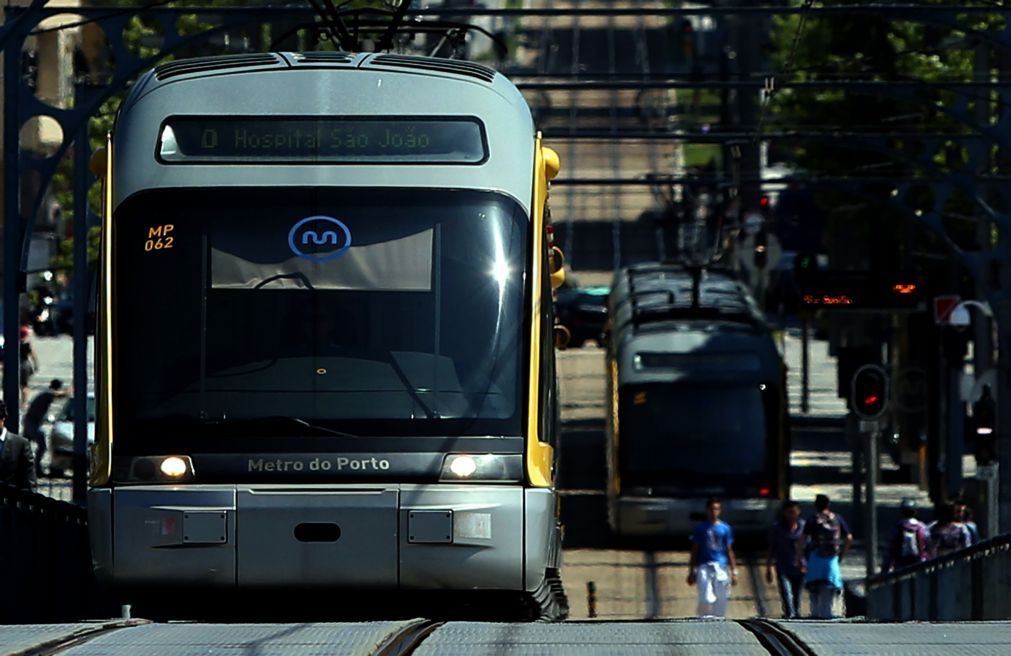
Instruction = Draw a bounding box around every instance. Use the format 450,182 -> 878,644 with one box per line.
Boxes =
766,1 -> 1005,267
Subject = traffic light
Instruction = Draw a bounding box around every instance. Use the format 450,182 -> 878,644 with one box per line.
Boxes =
973,385 -> 996,465
851,364 -> 888,420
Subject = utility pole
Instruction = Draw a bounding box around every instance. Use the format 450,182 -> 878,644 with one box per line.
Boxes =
71,82 -> 96,506
973,38 -> 998,537
865,423 -> 879,577
997,38 -> 1011,535
852,365 -> 889,575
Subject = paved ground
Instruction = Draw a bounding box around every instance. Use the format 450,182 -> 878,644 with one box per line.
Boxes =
6,620 -> 1011,656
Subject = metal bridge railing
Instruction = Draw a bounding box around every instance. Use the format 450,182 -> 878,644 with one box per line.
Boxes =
865,533 -> 1011,621
0,484 -> 112,622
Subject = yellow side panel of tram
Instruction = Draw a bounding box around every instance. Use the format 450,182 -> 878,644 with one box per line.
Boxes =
526,134 -> 557,488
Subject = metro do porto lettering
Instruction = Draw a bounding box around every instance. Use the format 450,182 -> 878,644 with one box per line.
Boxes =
225,125 -> 431,153
247,456 -> 392,473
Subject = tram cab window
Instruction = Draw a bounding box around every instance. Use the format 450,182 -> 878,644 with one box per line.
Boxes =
113,187 -> 529,441
619,383 -> 769,487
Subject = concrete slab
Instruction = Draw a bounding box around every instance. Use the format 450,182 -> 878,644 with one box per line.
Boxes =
56,621 -> 425,656
414,620 -> 770,656
773,621 -> 1011,656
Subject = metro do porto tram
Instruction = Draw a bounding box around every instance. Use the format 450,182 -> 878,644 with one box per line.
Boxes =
88,51 -> 568,619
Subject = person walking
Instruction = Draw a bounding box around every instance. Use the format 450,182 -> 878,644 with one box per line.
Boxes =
953,497 -> 980,545
929,502 -> 972,558
22,379 -> 68,477
687,497 -> 738,618
766,500 -> 806,618
881,497 -> 928,573
0,399 -> 37,492
802,494 -> 852,619
18,326 -> 38,408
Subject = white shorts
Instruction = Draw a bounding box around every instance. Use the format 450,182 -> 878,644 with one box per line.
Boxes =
696,562 -> 731,617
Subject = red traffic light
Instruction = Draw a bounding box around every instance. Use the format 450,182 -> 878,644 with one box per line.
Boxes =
851,365 -> 888,420
759,195 -> 770,208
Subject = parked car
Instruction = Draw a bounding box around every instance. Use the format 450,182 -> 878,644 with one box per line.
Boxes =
555,286 -> 609,347
47,394 -> 96,478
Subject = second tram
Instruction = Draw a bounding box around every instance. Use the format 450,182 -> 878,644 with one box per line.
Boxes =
605,263 -> 789,536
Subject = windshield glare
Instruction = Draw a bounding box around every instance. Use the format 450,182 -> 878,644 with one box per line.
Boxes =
113,188 -> 529,439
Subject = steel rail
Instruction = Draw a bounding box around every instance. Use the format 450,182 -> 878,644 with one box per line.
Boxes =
738,619 -> 817,656
372,620 -> 443,656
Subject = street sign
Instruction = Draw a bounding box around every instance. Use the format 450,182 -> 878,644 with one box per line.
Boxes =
933,295 -> 961,325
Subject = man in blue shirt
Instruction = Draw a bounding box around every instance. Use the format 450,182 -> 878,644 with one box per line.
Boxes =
687,497 -> 738,618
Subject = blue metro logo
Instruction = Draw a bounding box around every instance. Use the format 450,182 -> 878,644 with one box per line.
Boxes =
287,215 -> 352,262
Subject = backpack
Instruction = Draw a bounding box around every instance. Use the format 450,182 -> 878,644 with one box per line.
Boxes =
812,511 -> 842,557
898,520 -> 924,562
933,523 -> 968,556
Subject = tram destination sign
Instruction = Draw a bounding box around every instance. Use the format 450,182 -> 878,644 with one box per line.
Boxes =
158,116 -> 488,164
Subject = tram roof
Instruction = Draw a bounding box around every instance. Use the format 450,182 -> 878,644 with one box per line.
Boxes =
113,52 -> 536,210
607,264 -> 782,383
608,263 -> 767,337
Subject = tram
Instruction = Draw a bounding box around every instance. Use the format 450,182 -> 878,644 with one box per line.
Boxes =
605,263 -> 789,536
88,51 -> 568,619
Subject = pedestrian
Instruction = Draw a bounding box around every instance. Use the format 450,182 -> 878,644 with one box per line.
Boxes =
929,502 -> 972,558
802,494 -> 852,619
22,379 -> 67,477
687,497 -> 738,618
953,497 -> 980,545
18,325 -> 38,408
881,497 -> 928,573
766,499 -> 806,619
0,398 -> 38,492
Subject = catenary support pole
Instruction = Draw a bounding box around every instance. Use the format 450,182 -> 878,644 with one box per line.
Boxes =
71,83 -> 93,505
801,317 -> 810,414
3,22 -> 24,426
865,425 -> 879,577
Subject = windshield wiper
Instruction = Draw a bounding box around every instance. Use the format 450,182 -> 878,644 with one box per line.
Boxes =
203,416 -> 360,438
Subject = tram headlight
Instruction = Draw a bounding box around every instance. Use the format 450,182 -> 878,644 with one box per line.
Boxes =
439,454 -> 522,482
160,456 -> 189,478
127,455 -> 195,482
449,455 -> 478,478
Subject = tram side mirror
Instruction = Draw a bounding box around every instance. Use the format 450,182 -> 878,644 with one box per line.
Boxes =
549,245 -> 566,289
543,146 -> 561,181
554,324 -> 571,350
89,148 -> 108,179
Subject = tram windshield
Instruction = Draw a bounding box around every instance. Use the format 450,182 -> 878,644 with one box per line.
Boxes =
113,187 -> 528,440
620,383 -> 769,487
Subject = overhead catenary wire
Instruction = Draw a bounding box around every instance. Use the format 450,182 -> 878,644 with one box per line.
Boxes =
753,0 -> 815,145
